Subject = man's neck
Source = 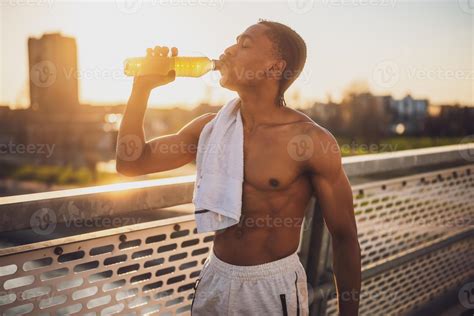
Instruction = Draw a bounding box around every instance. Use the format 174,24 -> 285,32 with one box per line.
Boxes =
237,88 -> 283,132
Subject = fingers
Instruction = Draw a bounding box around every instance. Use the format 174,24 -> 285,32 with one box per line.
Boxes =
153,45 -> 161,56
146,46 -> 177,58
171,47 -> 178,57
146,48 -> 153,57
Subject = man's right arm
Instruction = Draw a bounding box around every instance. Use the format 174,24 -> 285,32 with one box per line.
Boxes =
116,106 -> 215,177
116,45 -> 217,177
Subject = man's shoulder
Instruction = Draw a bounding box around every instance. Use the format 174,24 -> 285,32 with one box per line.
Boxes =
179,112 -> 217,140
195,112 -> 218,126
286,110 -> 341,172
287,109 -> 335,142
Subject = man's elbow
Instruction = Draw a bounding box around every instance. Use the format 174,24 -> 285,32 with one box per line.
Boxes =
332,229 -> 360,250
116,161 -> 142,177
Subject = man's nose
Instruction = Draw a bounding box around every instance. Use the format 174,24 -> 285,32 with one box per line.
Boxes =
224,44 -> 237,56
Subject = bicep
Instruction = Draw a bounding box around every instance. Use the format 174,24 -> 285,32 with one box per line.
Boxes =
307,128 -> 357,240
139,132 -> 197,174
311,167 -> 357,240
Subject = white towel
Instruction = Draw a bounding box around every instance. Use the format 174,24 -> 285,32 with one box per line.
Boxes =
192,97 -> 244,233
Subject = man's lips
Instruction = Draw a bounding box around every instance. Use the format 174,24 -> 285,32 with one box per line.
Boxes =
219,54 -> 230,68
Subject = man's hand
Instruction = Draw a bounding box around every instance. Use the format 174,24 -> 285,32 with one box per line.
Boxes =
132,46 -> 178,94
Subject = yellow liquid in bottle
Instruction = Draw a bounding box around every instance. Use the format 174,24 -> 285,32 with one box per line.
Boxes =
124,56 -> 216,77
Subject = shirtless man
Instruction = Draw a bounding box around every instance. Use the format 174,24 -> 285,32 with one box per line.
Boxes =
117,20 -> 360,316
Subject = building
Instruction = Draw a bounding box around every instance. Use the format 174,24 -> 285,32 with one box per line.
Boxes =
28,33 -> 79,111
0,33 -> 120,171
390,95 -> 429,135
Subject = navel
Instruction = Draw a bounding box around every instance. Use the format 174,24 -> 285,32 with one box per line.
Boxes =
269,178 -> 280,188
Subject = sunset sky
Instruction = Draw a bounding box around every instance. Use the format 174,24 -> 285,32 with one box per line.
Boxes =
1,0 -> 472,109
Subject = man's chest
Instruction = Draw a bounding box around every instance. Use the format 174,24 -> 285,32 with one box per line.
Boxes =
242,128 -> 305,192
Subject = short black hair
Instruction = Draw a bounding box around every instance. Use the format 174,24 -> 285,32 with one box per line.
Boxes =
258,19 -> 307,107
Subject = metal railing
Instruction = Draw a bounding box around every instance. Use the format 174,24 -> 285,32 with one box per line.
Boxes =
0,143 -> 473,316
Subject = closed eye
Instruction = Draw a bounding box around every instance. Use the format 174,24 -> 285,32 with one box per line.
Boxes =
241,41 -> 251,48
236,35 -> 252,48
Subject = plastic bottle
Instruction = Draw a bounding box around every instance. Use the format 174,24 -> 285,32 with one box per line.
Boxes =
124,56 -> 219,77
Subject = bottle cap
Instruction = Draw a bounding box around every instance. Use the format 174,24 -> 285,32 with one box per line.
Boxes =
212,59 -> 221,71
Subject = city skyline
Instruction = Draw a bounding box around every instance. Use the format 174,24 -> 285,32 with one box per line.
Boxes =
1,0 -> 472,109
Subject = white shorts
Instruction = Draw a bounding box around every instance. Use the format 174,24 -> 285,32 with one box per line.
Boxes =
191,247 -> 309,316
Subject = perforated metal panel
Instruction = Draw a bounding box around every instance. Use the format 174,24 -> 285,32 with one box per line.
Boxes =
325,236 -> 474,316
321,165 -> 474,316
0,219 -> 214,315
353,166 -> 473,269
0,150 -> 473,316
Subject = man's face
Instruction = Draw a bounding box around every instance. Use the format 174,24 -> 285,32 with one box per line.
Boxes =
218,24 -> 281,91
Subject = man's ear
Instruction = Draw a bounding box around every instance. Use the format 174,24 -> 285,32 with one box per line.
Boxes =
266,59 -> 287,80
